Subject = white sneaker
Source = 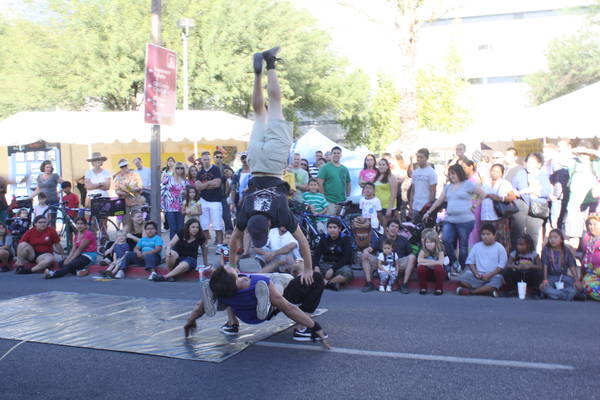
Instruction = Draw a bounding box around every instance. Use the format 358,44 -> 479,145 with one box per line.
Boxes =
255,280 -> 271,320
148,271 -> 157,281
386,285 -> 392,292
115,270 -> 125,279
379,285 -> 385,292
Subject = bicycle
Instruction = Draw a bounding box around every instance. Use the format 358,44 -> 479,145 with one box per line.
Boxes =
43,202 -> 84,253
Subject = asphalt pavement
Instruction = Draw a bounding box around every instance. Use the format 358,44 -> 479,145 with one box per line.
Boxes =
0,271 -> 599,400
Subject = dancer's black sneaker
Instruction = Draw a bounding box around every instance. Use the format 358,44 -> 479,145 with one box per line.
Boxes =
255,280 -> 271,320
201,280 -> 217,317
292,327 -> 312,341
220,323 -> 239,335
253,52 -> 264,74
262,46 -> 281,70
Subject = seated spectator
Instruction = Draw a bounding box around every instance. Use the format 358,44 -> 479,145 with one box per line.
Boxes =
359,182 -> 382,233
540,229 -> 580,301
456,223 -> 507,297
9,208 -> 29,237
33,192 -> 49,219
361,219 -> 416,293
313,218 -> 353,291
14,215 -> 64,274
302,178 -> 329,233
155,218 -> 206,282
118,221 -> 163,280
0,223 -> 13,272
416,229 -> 446,295
45,217 -> 96,279
377,239 -> 398,292
100,231 -> 130,278
60,181 -> 79,219
502,235 -> 542,298
255,226 -> 303,275
581,214 -> 600,301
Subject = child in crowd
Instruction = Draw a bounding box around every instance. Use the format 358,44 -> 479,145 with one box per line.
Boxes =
182,186 -> 201,223
416,229 -> 446,295
61,181 -> 80,219
457,223 -> 507,297
359,182 -> 382,233
302,178 -> 329,233
118,221 -> 163,280
10,208 -> 30,237
33,192 -> 49,218
502,235 -> 542,298
540,229 -> 580,301
101,231 -> 131,278
377,239 -> 398,292
0,223 -> 13,272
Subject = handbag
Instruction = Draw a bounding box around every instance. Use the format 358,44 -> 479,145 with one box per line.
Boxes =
528,200 -> 549,219
493,200 -> 518,217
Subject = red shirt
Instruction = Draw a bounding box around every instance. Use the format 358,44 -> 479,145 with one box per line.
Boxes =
20,227 -> 60,254
63,193 -> 79,219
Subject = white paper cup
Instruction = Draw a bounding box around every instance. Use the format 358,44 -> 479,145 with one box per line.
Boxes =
517,281 -> 527,300
555,281 -> 564,290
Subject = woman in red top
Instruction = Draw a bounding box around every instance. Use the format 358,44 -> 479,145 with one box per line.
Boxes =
45,217 -> 97,279
14,215 -> 63,274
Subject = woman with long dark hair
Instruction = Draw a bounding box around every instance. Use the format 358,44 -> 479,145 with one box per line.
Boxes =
359,154 -> 378,188
45,217 -> 97,279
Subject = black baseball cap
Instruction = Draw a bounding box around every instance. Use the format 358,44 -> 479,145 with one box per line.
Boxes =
247,214 -> 270,248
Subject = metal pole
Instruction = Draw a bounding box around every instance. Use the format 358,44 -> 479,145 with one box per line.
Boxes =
182,27 -> 189,111
150,0 -> 162,225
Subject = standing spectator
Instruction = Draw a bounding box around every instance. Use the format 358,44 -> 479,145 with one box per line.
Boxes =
373,158 -> 398,228
503,147 -> 523,183
359,154 -> 378,188
31,160 -> 63,225
196,151 -> 224,246
361,219 -> 417,293
162,156 -> 176,177
581,214 -> 600,301
231,153 -> 251,210
84,152 -> 111,206
60,182 -> 79,219
456,223 -> 507,297
502,234 -> 542,298
481,163 -> 516,253
540,229 -> 579,301
44,217 -> 96,279
157,218 -> 207,282
290,153 -> 309,202
213,150 -> 234,234
324,151 -> 332,162
409,148 -> 437,222
113,158 -> 143,211
312,218 -> 353,291
459,158 -> 483,248
161,161 -> 188,239
317,146 -> 351,215
445,143 -> 467,179
316,157 -> 327,171
133,157 -> 151,206
187,165 -> 198,187
0,223 -> 13,272
416,229 -> 446,295
14,215 -> 64,274
300,159 -> 311,179
359,182 -> 382,232
309,150 -> 323,177
510,152 -> 551,250
424,164 -> 486,272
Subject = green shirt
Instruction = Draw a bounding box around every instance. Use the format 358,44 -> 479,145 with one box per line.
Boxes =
317,162 -> 351,203
302,191 -> 329,222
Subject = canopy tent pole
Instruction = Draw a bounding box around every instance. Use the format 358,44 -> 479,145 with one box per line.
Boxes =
194,140 -> 198,159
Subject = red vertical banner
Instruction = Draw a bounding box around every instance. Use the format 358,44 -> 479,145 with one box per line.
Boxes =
144,43 -> 177,126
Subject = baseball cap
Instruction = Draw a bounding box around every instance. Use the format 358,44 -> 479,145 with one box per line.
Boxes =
118,159 -> 129,168
247,214 -> 270,248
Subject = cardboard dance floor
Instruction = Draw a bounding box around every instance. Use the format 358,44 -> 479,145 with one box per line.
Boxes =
0,291 -> 325,363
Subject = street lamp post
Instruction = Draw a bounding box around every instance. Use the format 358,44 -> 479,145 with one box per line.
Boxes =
177,17 -> 196,158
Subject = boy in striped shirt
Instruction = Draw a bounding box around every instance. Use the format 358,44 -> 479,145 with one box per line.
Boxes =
302,178 -> 329,233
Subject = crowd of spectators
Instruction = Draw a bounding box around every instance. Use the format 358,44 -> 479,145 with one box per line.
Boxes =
1,139 -> 599,302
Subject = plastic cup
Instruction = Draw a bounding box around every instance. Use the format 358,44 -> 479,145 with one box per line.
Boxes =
555,281 -> 564,290
517,281 -> 527,300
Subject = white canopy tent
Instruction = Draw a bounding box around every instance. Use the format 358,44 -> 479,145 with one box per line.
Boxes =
465,81 -> 600,142
0,110 -> 253,145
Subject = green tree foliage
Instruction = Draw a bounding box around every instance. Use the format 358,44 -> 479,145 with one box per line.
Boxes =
417,47 -> 470,133
526,29 -> 600,105
0,0 -> 370,136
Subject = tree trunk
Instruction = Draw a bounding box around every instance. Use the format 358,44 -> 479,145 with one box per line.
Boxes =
395,11 -> 419,138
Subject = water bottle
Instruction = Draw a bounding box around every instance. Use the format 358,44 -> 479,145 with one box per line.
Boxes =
222,245 -> 230,264
196,265 -> 208,282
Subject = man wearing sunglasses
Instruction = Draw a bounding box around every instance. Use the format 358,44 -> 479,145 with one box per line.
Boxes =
213,150 -> 234,234
196,152 -> 224,247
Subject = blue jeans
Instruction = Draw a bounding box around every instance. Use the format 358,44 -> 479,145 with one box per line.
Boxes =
119,251 -> 161,271
442,220 -> 475,268
165,211 -> 184,239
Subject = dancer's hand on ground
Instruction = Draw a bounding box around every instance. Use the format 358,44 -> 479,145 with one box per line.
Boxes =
315,329 -> 331,350
183,319 -> 197,337
300,269 -> 314,285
